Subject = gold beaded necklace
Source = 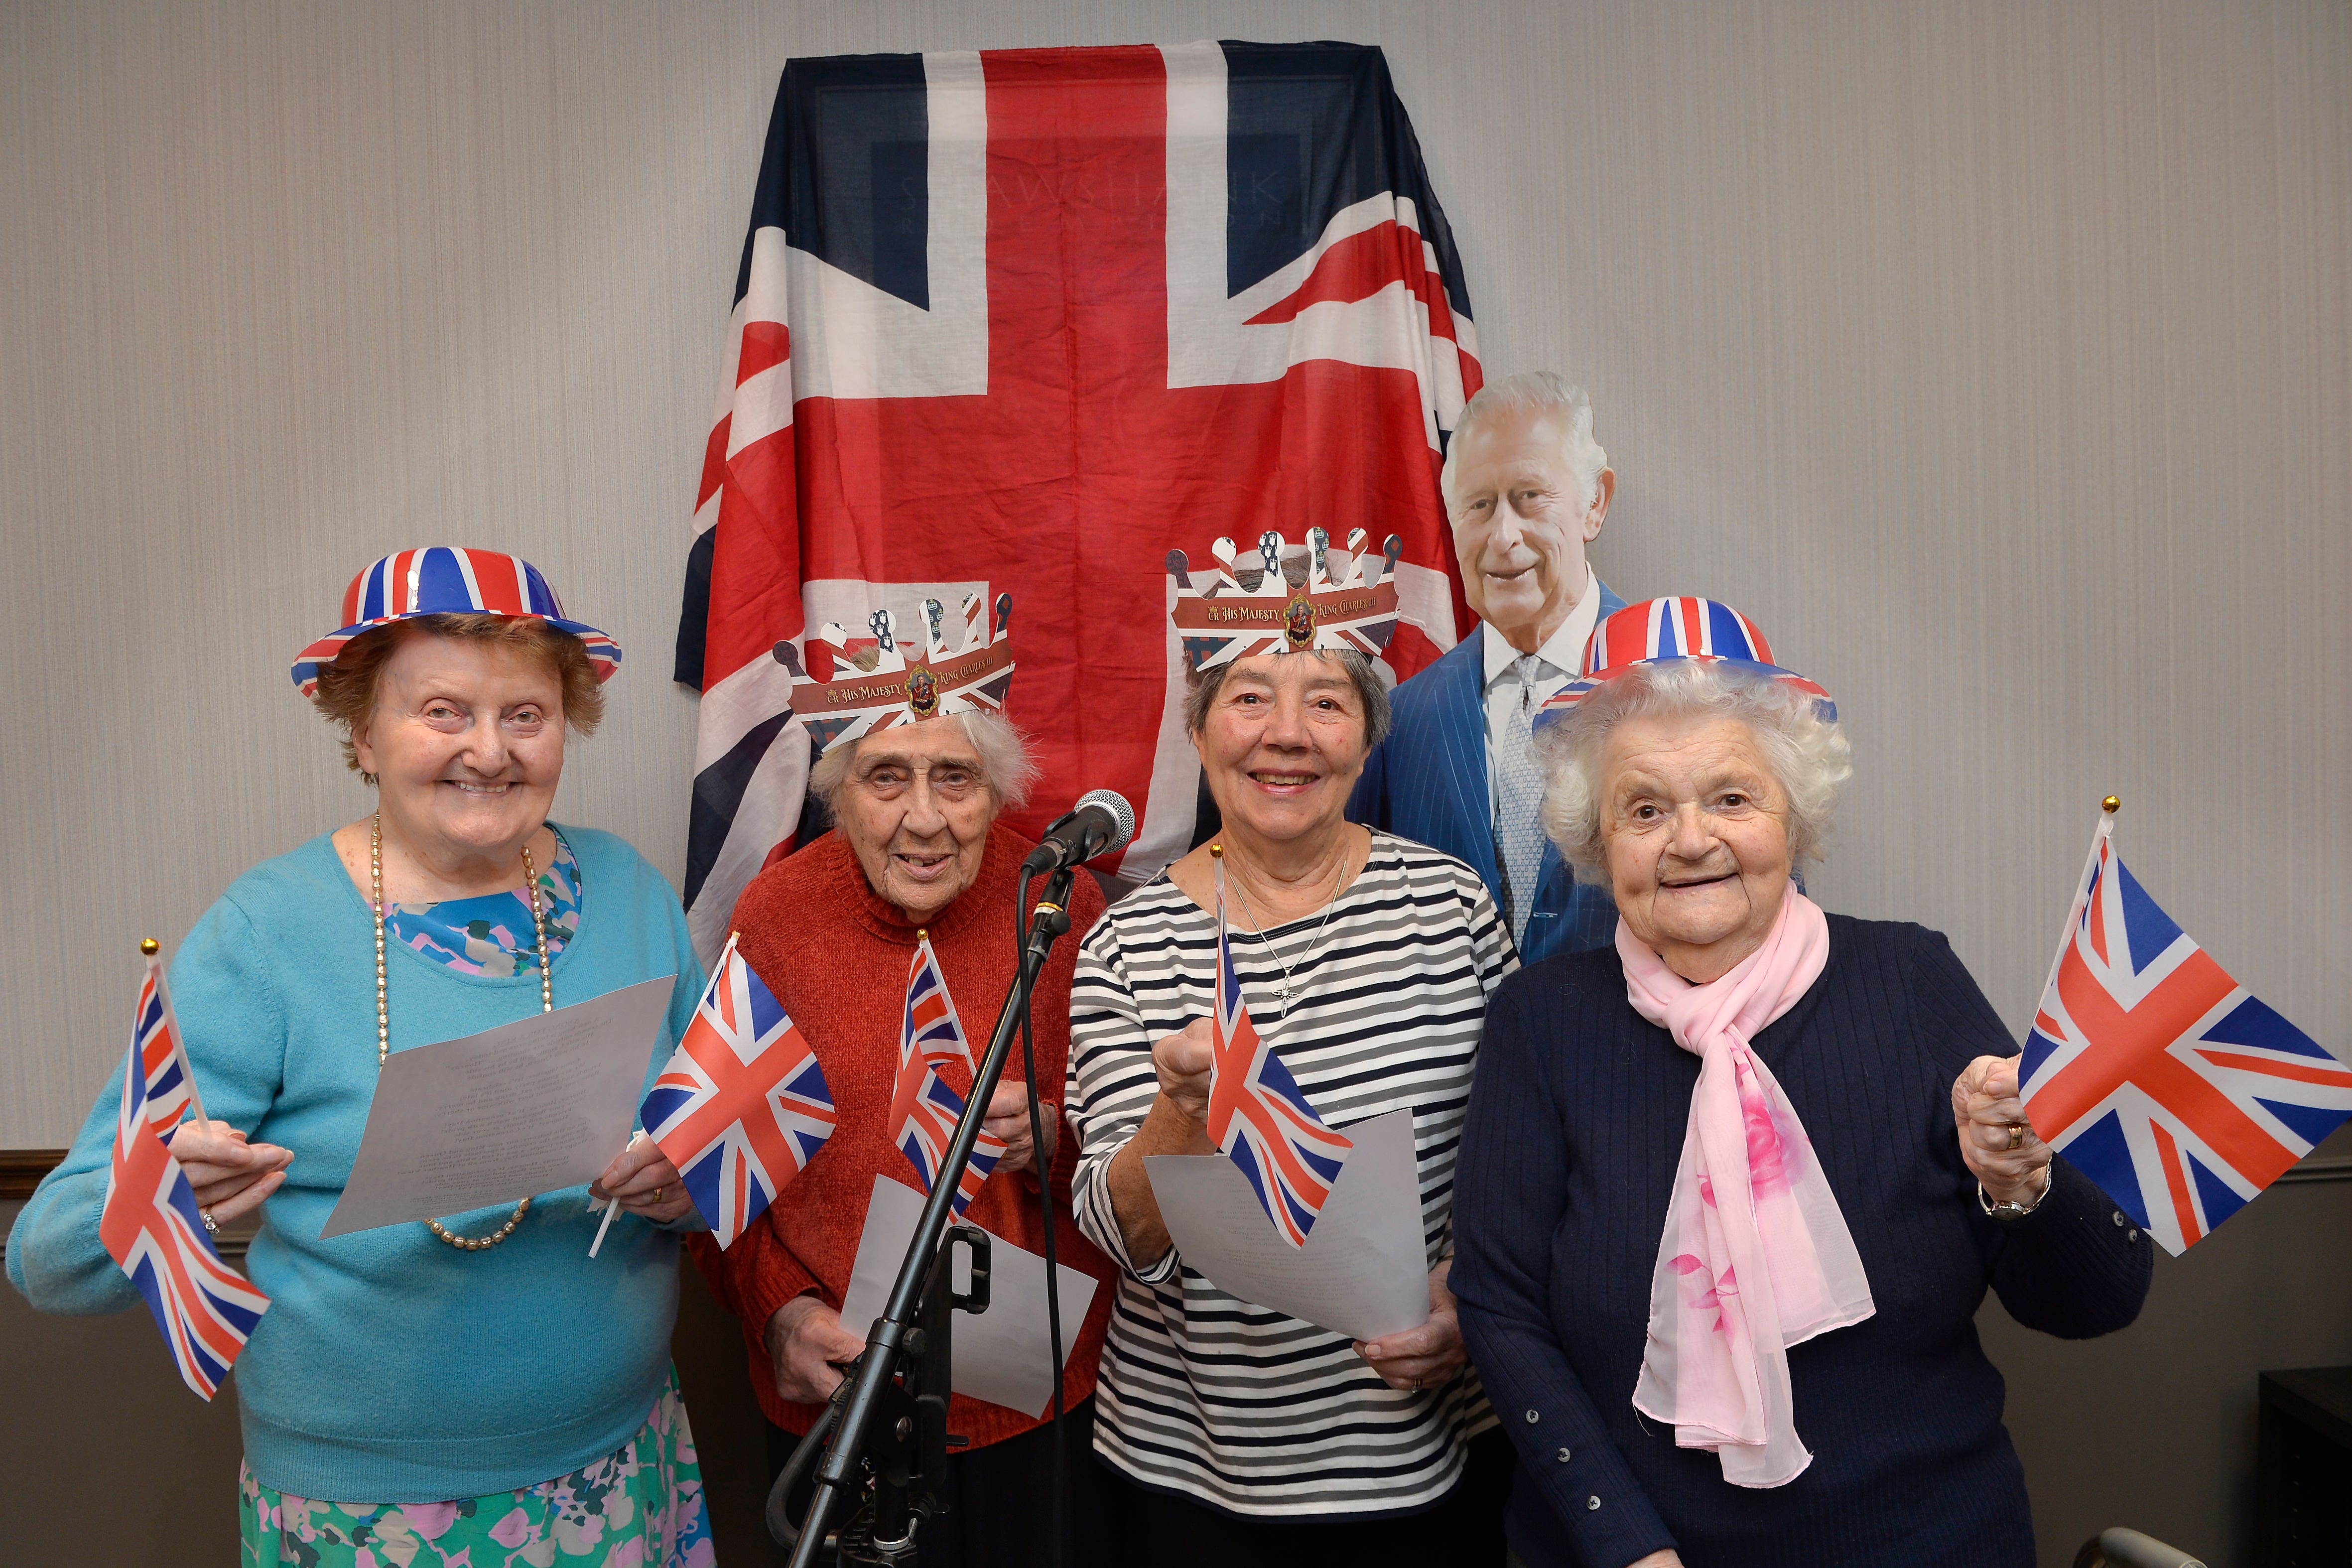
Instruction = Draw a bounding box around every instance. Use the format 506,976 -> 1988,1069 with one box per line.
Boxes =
370,811 -> 549,1250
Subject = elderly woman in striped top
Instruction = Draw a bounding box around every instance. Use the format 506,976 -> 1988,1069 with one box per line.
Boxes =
1066,533 -> 1516,1566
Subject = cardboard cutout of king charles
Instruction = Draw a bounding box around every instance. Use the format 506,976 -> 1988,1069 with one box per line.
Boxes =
1349,373 -> 1623,963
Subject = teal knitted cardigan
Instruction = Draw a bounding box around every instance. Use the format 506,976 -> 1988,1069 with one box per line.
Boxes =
6,825 -> 706,1502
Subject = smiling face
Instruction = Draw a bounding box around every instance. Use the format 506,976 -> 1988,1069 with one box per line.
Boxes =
836,719 -> 998,921
350,631 -> 567,870
1448,405 -> 1611,653
1191,653 -> 1371,849
1598,712 -> 1794,983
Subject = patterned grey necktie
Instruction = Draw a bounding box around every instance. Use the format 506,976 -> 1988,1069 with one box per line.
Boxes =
1494,653 -> 1549,949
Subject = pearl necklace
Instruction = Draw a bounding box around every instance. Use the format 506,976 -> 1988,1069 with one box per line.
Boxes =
371,811 -> 549,1250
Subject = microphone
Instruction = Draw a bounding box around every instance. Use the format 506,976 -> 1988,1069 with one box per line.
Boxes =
1020,789 -> 1136,876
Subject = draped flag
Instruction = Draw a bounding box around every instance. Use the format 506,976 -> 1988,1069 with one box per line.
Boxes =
131,949 -> 206,1136
889,937 -> 1006,1216
2022,811 -> 2352,1254
642,936 -> 836,1247
1206,865 -> 1354,1246
98,1031 -> 269,1400
676,40 -> 1483,964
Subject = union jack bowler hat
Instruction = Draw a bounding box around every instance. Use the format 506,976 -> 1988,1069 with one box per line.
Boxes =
290,547 -> 622,696
1540,596 -> 1835,723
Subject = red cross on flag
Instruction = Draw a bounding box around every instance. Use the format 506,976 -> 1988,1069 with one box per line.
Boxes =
2021,811 -> 2352,1254
675,42 -> 1483,963
641,935 -> 837,1248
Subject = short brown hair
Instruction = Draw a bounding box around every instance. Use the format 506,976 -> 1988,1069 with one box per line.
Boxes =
311,614 -> 606,783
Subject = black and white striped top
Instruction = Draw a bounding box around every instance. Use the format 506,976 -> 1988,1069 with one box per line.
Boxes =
1067,833 -> 1516,1517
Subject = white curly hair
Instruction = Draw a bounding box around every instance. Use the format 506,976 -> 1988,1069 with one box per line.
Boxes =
1536,658 -> 1851,879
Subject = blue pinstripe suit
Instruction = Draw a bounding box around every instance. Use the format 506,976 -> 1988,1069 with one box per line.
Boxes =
1349,586 -> 1626,965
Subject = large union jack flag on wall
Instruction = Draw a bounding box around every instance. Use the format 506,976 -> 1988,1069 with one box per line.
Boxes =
98,1030 -> 269,1400
2022,815 -> 2352,1255
676,41 -> 1481,963
642,935 -> 837,1247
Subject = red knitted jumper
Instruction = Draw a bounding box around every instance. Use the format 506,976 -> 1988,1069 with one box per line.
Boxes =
687,823 -> 1116,1447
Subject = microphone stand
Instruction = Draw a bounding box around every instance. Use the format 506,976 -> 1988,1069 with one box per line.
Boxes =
779,864 -> 1079,1568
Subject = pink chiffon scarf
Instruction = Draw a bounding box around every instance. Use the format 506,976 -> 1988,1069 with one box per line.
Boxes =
1619,890 -> 1875,1488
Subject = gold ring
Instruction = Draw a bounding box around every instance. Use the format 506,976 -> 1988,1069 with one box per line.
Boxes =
2006,1124 -> 2025,1152
652,1186 -> 664,1204
1411,1377 -> 1423,1391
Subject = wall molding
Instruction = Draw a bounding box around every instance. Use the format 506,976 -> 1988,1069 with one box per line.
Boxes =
0,1149 -> 67,1200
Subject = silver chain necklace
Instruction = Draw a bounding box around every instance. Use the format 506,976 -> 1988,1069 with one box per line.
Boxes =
1211,839 -> 1354,1018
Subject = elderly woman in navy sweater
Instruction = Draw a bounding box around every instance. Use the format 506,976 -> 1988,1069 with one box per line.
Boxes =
1451,600 -> 2151,1568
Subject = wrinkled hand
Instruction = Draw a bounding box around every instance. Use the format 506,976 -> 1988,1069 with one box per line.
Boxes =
1953,1055 -> 2054,1208
167,1120 -> 291,1224
981,1082 -> 1056,1176
590,1136 -> 699,1224
1153,1018 -> 1215,1127
1354,1257 -> 1470,1392
766,1296 -> 868,1405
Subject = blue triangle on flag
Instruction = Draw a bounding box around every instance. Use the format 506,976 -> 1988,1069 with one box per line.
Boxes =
2110,854 -> 2186,976
2059,1109 -> 2148,1230
641,1084 -> 694,1130
2020,1028 -> 2063,1089
2254,1096 -> 2352,1154
2203,993 -> 2336,1061
2186,1151 -> 2249,1235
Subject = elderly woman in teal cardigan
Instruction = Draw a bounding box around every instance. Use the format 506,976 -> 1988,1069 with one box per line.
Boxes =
8,549 -> 714,1568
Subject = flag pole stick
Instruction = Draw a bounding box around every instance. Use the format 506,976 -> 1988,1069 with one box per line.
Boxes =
142,937 -> 210,1127
2029,796 -> 2120,1036
587,1130 -> 645,1258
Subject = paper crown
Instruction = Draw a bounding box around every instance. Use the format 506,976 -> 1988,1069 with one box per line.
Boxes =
773,591 -> 1015,759
1167,528 -> 1405,673
1540,596 -> 1837,723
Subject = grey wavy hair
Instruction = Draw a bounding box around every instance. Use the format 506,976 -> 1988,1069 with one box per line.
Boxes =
1182,648 -> 1395,751
808,709 -> 1040,813
1439,371 -> 1610,513
1536,657 -> 1851,879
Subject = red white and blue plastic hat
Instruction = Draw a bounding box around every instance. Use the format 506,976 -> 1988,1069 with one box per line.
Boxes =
1540,596 -> 1835,722
290,547 -> 622,696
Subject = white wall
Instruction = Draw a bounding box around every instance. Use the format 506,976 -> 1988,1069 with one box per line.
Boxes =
3,2 -> 2346,1561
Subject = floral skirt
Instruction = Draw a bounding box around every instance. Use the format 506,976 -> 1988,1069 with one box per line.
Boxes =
239,1369 -> 715,1568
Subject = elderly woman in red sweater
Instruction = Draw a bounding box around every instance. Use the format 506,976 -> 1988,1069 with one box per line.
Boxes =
691,599 -> 1118,1568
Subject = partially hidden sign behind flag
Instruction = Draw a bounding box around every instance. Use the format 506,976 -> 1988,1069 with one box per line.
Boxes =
676,41 -> 1483,967
642,935 -> 837,1248
2022,813 -> 2352,1255
99,997 -> 269,1401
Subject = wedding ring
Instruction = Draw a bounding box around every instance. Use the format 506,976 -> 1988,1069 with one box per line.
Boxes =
652,1186 -> 664,1205
1411,1377 -> 1423,1391
199,1206 -> 219,1235
2006,1124 -> 2025,1151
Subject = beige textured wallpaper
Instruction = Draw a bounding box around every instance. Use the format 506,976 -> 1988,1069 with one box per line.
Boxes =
2,2 -> 2346,1559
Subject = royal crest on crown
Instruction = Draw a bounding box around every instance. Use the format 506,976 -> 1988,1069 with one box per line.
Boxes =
1167,528 -> 1406,673
772,590 -> 1016,759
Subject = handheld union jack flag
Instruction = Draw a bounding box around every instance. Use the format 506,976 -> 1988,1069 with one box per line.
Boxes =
132,947 -> 206,1135
98,1030 -> 269,1400
1205,863 -> 1354,1247
2023,811 -> 2352,1254
889,938 -> 1006,1216
642,935 -> 836,1248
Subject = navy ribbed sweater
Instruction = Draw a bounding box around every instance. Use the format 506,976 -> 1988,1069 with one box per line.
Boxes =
1452,915 -> 2152,1568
